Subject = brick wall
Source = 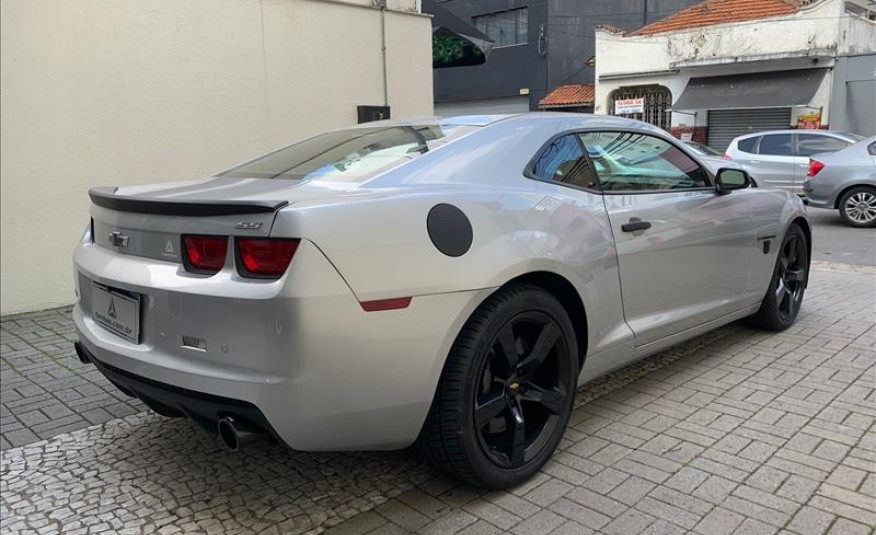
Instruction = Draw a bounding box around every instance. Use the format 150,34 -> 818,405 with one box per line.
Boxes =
670,126 -> 708,144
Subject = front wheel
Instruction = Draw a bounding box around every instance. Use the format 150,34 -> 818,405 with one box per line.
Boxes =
748,224 -> 809,331
419,284 -> 578,488
838,186 -> 876,228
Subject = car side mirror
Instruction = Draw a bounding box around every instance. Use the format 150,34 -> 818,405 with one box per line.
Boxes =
715,168 -> 751,194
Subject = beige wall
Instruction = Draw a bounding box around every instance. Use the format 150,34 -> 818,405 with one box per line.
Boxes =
0,0 -> 433,315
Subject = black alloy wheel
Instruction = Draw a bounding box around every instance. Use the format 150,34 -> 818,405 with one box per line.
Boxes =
774,232 -> 807,324
748,224 -> 809,331
474,312 -> 571,469
420,284 -> 578,488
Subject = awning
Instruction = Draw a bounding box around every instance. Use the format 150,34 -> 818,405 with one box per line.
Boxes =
421,0 -> 494,69
673,69 -> 827,111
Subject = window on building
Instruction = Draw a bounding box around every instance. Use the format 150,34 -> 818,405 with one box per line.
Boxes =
531,135 -> 599,190
578,132 -> 708,192
473,8 -> 528,47
608,86 -> 672,131
796,134 -> 851,157
757,134 -> 793,156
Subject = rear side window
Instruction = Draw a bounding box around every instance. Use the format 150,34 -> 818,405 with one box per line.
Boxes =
737,137 -> 758,153
531,135 -> 599,190
578,132 -> 709,192
758,134 -> 794,156
797,134 -> 850,157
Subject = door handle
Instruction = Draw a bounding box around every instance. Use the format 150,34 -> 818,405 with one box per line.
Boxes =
621,220 -> 652,232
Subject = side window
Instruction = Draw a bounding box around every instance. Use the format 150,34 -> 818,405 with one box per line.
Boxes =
531,135 -> 599,190
737,137 -> 758,153
797,134 -> 850,157
578,132 -> 709,192
758,134 -> 793,156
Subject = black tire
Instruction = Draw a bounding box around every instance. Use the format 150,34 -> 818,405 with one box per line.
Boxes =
419,284 -> 578,489
838,186 -> 876,228
748,224 -> 809,331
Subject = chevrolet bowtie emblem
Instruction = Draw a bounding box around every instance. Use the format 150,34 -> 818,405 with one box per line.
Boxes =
108,231 -> 129,247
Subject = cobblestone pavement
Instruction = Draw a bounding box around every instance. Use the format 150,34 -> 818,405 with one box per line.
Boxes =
1,265 -> 874,534
0,308 -> 142,450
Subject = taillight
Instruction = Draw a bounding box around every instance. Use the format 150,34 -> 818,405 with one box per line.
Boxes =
722,154 -> 732,160
236,238 -> 299,278
182,235 -> 228,274
808,159 -> 825,178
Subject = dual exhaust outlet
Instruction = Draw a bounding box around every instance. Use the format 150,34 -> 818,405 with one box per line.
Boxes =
74,342 -> 268,451
217,416 -> 270,451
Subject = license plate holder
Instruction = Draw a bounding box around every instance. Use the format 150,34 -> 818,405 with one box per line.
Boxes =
91,283 -> 141,344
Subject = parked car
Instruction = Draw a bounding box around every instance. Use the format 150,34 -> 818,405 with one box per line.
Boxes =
73,114 -> 810,488
804,136 -> 876,228
724,130 -> 864,195
683,140 -> 722,157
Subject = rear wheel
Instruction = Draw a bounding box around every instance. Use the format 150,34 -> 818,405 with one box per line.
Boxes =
420,284 -> 578,488
748,224 -> 808,331
838,186 -> 876,228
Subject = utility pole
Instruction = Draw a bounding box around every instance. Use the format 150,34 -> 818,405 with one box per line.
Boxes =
643,0 -> 648,27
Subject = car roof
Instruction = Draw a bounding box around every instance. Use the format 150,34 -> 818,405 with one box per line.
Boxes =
348,112 -> 667,135
736,129 -> 860,139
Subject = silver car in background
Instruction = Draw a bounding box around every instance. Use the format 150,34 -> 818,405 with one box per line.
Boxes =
724,130 -> 864,194
73,114 -> 810,488
804,136 -> 876,228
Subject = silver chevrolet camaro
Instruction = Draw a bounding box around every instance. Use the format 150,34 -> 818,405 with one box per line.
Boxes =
73,114 -> 810,488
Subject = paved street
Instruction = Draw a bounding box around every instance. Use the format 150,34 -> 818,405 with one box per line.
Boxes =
807,209 -> 876,267
1,262 -> 874,535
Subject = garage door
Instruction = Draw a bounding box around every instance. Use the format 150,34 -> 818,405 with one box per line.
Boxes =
434,96 -> 530,117
707,108 -> 792,151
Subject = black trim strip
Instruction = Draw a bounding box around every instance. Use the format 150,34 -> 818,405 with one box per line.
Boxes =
89,187 -> 289,217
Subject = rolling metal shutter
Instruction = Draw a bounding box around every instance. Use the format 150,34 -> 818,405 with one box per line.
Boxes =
434,96 -> 530,117
707,108 -> 792,151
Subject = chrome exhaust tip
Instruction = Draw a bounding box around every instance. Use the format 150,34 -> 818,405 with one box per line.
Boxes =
217,416 -> 268,451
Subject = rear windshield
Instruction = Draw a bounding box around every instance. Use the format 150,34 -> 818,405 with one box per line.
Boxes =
217,124 -> 477,181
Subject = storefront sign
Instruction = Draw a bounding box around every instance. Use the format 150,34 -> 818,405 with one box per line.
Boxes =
614,97 -> 645,115
797,113 -> 821,130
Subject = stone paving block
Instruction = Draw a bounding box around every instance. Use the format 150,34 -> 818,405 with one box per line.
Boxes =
461,499 -> 521,531
826,517 -> 872,535
373,499 -> 430,531
4,267 -> 876,535
509,510 -> 566,535
787,505 -> 835,535
601,507 -> 655,535
546,498 -> 610,531
693,506 -> 746,535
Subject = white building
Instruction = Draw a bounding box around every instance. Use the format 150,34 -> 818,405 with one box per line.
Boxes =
0,0 -> 434,315
594,0 -> 876,149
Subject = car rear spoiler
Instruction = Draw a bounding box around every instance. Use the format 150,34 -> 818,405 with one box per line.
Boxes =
88,187 -> 289,217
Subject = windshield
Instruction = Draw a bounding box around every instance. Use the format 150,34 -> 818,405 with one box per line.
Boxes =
217,124 -> 477,181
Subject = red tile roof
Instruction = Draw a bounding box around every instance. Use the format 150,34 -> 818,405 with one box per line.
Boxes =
629,0 -> 803,37
539,84 -> 595,108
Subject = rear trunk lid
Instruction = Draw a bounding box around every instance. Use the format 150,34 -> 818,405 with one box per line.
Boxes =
89,177 -> 343,263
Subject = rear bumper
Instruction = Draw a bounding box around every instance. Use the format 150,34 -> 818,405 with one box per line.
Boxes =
73,239 -> 492,451
75,341 -> 279,442
803,181 -> 835,209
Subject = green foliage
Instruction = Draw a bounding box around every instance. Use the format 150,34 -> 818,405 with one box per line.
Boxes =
433,35 -> 484,67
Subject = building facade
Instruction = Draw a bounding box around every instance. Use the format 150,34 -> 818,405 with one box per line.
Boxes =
431,0 -> 703,115
0,0 -> 434,314
594,0 -> 876,149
